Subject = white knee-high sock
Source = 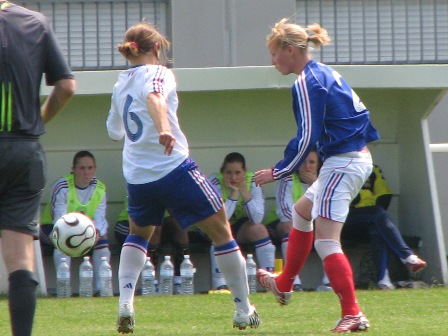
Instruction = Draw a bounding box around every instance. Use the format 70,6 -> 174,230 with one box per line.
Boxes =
119,235 -> 148,307
214,240 -> 251,313
210,245 -> 226,289
92,247 -> 111,292
254,237 -> 276,272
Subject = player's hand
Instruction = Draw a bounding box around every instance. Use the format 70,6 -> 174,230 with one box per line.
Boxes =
159,130 -> 176,155
299,168 -> 317,186
254,168 -> 274,186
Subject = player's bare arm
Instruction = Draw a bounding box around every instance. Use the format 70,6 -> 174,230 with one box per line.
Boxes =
147,92 -> 176,155
41,78 -> 76,123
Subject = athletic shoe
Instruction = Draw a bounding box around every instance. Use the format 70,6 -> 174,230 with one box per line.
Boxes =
233,306 -> 260,330
405,257 -> 427,273
117,303 -> 135,334
256,269 -> 292,305
316,283 -> 333,292
208,285 -> 231,295
331,312 -> 370,333
293,284 -> 304,292
378,283 -> 395,290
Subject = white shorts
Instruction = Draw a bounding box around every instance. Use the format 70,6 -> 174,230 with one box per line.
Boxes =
304,151 -> 373,222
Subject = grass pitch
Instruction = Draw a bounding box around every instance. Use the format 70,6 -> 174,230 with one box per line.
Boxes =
1,286 -> 447,335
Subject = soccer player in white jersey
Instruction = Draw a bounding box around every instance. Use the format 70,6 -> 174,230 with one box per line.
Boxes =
106,22 -> 260,334
254,18 -> 380,333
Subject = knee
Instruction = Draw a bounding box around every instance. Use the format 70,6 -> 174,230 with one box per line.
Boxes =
314,239 -> 342,260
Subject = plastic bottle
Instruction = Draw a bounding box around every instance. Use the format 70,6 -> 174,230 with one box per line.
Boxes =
79,256 -> 94,297
56,257 -> 71,298
246,254 -> 257,294
141,257 -> 156,296
99,256 -> 113,297
159,255 -> 174,295
180,255 -> 196,295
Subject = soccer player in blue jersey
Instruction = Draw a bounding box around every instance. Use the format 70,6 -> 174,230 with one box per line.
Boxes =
254,18 -> 379,333
107,22 -> 260,334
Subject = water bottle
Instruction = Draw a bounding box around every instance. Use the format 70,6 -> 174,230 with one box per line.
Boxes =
79,256 -> 93,297
246,254 -> 257,294
180,255 -> 196,295
159,255 -> 174,295
141,257 -> 156,296
56,257 -> 71,298
99,256 -> 113,297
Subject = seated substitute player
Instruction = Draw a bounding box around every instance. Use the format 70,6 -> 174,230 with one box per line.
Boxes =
114,197 -> 190,294
265,148 -> 332,292
40,150 -> 111,295
208,152 -> 276,291
341,164 -> 427,289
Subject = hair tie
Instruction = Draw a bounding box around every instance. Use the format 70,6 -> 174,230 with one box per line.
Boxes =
307,36 -> 311,42
130,41 -> 138,48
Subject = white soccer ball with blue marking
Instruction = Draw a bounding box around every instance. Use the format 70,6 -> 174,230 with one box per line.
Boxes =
51,212 -> 97,257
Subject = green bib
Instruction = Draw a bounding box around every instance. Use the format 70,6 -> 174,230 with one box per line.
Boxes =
40,174 -> 105,224
217,172 -> 253,222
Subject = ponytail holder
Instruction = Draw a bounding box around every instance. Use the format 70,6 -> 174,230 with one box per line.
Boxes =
307,36 -> 311,42
130,41 -> 138,48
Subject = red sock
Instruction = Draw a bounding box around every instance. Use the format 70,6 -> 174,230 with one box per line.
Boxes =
276,228 -> 313,292
323,253 -> 360,316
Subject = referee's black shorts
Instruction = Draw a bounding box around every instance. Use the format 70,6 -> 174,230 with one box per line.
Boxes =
0,137 -> 46,238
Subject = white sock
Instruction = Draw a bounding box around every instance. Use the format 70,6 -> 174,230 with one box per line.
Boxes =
215,242 -> 251,313
293,275 -> 301,285
322,271 -> 330,285
378,269 -> 394,288
118,245 -> 146,307
254,239 -> 276,272
210,245 -> 226,289
281,240 -> 288,262
92,247 -> 111,292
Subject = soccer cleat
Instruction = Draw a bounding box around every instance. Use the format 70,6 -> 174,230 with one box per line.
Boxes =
316,283 -> 333,292
256,269 -> 292,305
405,257 -> 427,274
331,312 -> 370,333
378,283 -> 395,290
233,306 -> 260,330
293,284 -> 304,292
117,303 -> 135,334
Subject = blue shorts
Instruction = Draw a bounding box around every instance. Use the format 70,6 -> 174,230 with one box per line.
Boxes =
127,158 -> 223,229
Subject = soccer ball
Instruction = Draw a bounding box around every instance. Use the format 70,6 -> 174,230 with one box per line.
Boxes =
51,212 -> 97,257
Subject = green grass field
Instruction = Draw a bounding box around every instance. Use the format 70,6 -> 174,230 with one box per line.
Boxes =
1,287 -> 447,335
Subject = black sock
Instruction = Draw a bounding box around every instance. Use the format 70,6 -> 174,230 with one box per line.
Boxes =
8,270 -> 38,336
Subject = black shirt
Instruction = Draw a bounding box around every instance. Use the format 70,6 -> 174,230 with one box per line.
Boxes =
0,1 -> 74,136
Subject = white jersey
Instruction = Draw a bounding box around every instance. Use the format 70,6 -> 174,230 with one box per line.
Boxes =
50,177 -> 109,236
107,65 -> 189,184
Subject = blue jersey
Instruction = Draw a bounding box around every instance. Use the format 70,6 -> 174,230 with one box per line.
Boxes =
273,60 -> 379,180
